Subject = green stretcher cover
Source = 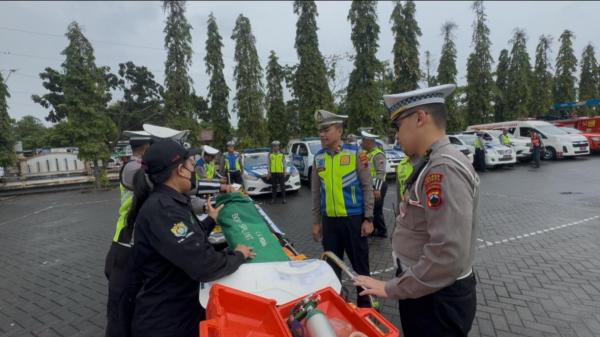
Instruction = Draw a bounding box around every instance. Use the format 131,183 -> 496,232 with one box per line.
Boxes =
215,193 -> 289,263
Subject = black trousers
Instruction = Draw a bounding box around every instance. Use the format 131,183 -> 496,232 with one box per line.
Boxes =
396,267 -> 477,337
532,146 -> 541,167
474,149 -> 486,172
373,182 -> 388,235
322,215 -> 370,308
104,242 -> 143,337
270,173 -> 286,200
227,170 -> 243,185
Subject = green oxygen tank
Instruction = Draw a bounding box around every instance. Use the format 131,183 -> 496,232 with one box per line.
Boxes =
305,309 -> 337,337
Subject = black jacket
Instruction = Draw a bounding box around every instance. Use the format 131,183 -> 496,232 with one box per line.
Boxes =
132,185 -> 245,337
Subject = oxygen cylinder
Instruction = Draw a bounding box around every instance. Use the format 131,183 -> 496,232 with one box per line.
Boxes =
305,309 -> 337,337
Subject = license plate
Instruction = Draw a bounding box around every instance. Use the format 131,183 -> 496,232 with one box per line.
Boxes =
502,155 -> 512,160
579,146 -> 585,151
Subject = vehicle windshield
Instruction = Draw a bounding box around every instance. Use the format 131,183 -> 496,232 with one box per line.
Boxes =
457,134 -> 476,146
561,127 -> 582,134
382,143 -> 394,151
537,125 -> 568,135
308,142 -> 322,154
243,153 -> 268,167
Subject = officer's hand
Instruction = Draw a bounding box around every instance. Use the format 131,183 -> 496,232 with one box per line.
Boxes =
373,190 -> 381,201
219,184 -> 232,193
206,197 -> 224,220
234,245 -> 256,259
311,223 -> 322,242
353,275 -> 389,298
361,220 -> 374,237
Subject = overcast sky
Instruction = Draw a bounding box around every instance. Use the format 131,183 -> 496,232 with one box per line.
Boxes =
1,1 -> 599,127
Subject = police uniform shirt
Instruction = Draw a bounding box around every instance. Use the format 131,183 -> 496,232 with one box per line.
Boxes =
121,156 -> 142,190
133,185 -> 245,336
370,149 -> 386,191
311,145 -> 374,224
385,136 -> 480,299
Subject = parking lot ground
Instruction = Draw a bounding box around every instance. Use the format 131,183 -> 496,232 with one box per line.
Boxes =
1,155 -> 599,336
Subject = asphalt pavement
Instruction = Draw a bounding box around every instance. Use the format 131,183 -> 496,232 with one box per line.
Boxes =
1,155 -> 599,337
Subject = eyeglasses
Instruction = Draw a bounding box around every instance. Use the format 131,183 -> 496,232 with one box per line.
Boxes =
391,109 -> 419,130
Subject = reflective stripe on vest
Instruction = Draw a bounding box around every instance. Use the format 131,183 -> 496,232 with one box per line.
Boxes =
366,147 -> 384,178
113,184 -> 133,242
269,153 -> 284,173
225,153 -> 241,171
315,145 -> 364,217
396,157 -> 413,198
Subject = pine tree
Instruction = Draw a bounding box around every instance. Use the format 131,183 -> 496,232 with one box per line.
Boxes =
390,0 -> 421,92
424,51 -> 436,86
465,0 -> 494,124
0,71 -> 16,168
293,1 -> 333,136
61,22 -> 117,188
506,28 -> 532,119
265,51 -> 288,145
205,13 -> 232,149
530,35 -> 554,117
437,21 -> 462,131
578,44 -> 599,115
494,49 -> 510,122
554,30 -> 578,112
162,0 -> 193,123
346,0 -> 383,134
231,14 -> 266,147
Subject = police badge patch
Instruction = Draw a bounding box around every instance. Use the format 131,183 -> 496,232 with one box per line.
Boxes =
171,222 -> 188,237
340,155 -> 351,166
426,189 -> 442,209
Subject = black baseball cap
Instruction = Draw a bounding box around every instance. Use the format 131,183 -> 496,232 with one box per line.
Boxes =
142,139 -> 200,175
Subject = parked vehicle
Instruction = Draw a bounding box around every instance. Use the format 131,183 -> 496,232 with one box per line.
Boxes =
241,148 -> 301,196
455,133 -> 517,168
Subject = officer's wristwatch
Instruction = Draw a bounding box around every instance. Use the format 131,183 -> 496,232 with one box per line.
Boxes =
364,216 -> 374,223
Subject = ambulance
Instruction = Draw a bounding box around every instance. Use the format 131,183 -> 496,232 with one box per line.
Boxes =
467,120 -> 590,160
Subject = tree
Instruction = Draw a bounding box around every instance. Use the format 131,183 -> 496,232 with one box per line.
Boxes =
205,13 -> 232,149
530,35 -> 554,117
293,1 -> 334,136
465,0 -> 494,124
437,21 -> 462,131
162,0 -> 194,123
265,51 -> 288,145
506,28 -> 532,119
0,72 -> 16,169
424,51 -> 436,86
33,22 -> 116,188
346,0 -> 383,134
231,14 -> 266,147
109,61 -> 164,134
390,0 -> 422,92
494,49 -> 510,122
578,44 -> 599,115
12,116 -> 48,150
554,30 -> 578,112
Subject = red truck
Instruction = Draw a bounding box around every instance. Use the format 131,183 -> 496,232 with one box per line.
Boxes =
552,116 -> 600,152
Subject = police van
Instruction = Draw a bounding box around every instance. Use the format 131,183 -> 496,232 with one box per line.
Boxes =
467,120 -> 590,160
287,138 -> 322,183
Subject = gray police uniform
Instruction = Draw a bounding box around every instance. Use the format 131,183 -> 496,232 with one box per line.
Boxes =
383,84 -> 480,337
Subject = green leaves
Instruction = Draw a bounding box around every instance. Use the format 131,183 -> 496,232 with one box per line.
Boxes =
266,51 -> 288,146
578,44 -> 599,115
506,29 -> 532,119
232,14 -> 266,147
0,72 -> 16,168
554,30 -> 578,109
390,0 -> 421,93
437,21 -> 462,131
531,35 -> 554,117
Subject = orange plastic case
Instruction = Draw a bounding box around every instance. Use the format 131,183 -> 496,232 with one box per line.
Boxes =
200,285 -> 400,337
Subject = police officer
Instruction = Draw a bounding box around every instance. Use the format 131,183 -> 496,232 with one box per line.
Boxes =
311,109 -> 374,308
474,133 -> 486,172
222,140 -> 243,185
499,129 -> 511,146
130,139 -> 255,337
104,135 -> 151,337
360,130 -> 388,238
268,140 -> 287,204
530,130 -> 542,168
195,145 -> 221,180
354,84 -> 480,336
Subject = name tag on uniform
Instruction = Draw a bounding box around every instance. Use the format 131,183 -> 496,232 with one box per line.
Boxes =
340,155 -> 350,166
316,159 -> 326,172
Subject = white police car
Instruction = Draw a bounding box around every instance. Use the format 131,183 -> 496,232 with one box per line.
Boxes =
287,138 -> 323,183
241,148 -> 301,196
456,133 -> 517,168
467,130 -> 532,162
382,143 -> 405,177
448,135 -> 475,164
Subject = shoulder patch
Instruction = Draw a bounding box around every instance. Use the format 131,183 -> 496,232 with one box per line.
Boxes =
171,222 -> 189,238
426,188 -> 443,209
424,173 -> 444,190
358,152 -> 368,167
